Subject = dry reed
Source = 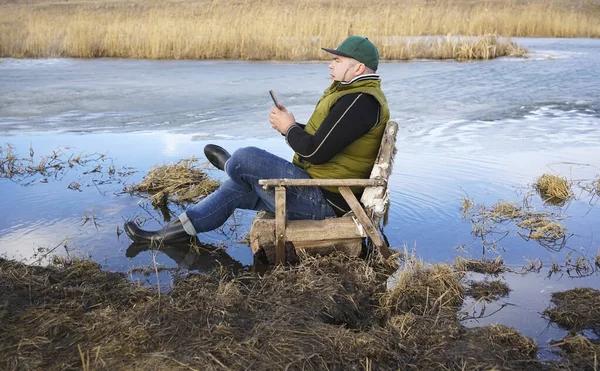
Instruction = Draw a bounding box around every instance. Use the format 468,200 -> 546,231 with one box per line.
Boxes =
535,173 -> 573,205
18,0 -> 600,60
126,157 -> 219,206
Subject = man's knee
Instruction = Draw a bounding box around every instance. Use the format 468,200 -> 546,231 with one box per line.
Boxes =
225,146 -> 264,178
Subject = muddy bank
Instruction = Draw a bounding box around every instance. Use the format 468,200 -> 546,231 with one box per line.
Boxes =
0,252 -> 552,370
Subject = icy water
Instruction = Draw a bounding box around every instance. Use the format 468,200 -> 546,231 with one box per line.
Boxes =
1,38 -> 600,356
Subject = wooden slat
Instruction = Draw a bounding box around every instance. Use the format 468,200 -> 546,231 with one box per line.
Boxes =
255,238 -> 362,265
259,178 -> 385,189
249,215 -> 366,248
275,186 -> 286,264
339,186 -> 391,259
361,121 -> 398,226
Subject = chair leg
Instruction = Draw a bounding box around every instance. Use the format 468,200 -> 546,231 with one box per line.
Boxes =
339,186 -> 391,259
275,186 -> 287,264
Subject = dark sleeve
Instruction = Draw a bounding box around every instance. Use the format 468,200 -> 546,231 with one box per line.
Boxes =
285,93 -> 380,165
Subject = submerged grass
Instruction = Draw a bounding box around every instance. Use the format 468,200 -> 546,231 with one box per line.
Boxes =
0,253 -> 545,370
454,256 -> 507,275
466,279 -> 511,301
126,157 -> 219,206
461,195 -> 568,253
0,143 -> 134,186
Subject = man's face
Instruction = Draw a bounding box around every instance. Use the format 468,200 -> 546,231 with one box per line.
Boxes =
328,55 -> 359,82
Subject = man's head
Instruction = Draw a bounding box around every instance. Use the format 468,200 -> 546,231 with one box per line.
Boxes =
322,36 -> 379,82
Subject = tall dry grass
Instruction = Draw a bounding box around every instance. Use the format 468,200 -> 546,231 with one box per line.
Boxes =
0,0 -> 598,60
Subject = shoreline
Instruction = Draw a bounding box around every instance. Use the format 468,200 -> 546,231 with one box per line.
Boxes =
1,253 -> 598,369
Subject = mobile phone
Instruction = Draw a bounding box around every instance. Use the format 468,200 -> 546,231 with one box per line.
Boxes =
269,90 -> 280,108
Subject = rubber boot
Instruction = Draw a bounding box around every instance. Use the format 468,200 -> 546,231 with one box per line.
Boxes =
124,219 -> 193,244
204,144 -> 231,171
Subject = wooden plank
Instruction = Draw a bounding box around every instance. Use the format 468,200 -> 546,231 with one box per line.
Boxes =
361,121 -> 398,226
249,216 -> 366,245
293,239 -> 362,257
258,239 -> 363,265
259,178 -> 385,189
339,186 -> 391,259
275,186 -> 286,265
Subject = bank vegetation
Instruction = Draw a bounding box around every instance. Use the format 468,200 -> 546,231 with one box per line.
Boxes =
1,0 -> 599,60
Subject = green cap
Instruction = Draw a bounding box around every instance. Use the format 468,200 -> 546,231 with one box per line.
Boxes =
322,36 -> 379,72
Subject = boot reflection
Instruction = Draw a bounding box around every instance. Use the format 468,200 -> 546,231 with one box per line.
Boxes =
126,240 -> 244,273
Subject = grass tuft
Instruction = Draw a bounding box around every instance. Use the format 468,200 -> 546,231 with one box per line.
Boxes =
126,157 -> 219,206
534,173 -> 573,206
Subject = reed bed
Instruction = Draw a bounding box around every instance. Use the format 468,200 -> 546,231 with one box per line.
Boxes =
3,0 -> 599,60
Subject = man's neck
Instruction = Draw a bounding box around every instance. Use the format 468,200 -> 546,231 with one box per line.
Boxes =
341,73 -> 380,85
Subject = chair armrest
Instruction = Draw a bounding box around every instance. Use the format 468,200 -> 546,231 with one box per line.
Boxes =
258,178 -> 386,189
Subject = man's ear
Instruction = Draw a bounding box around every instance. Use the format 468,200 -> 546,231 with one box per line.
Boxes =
355,63 -> 366,75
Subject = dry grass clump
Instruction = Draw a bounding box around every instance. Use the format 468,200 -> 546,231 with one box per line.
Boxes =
454,256 -> 507,275
535,173 -> 573,206
551,334 -> 600,371
543,287 -> 600,334
0,253 -> 544,370
127,157 -> 219,206
380,258 -> 464,316
466,279 -> 511,301
517,217 -> 567,243
462,325 -> 538,361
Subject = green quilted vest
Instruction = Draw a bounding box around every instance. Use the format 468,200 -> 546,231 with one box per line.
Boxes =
292,78 -> 390,193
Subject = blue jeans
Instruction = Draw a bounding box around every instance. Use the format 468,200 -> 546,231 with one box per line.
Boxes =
179,146 -> 336,235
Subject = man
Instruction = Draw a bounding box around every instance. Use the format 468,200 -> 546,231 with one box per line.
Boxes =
125,36 -> 390,243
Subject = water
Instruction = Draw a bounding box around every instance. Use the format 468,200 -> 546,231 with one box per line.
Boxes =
1,38 -> 600,356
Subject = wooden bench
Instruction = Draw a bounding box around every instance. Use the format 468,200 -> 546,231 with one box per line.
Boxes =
250,121 -> 398,264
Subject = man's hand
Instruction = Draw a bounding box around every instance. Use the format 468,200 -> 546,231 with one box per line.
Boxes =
269,105 -> 296,134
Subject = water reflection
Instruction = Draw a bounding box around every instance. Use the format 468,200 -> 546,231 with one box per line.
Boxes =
126,240 -> 245,274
